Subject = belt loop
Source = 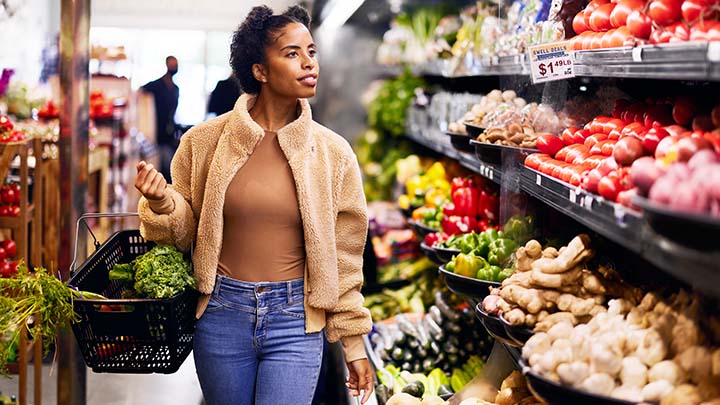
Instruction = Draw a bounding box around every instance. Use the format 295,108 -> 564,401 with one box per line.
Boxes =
287,281 -> 292,303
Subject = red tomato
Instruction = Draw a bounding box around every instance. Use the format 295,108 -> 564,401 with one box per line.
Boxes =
539,159 -> 557,175
610,0 -> 647,27
551,163 -> 568,179
572,151 -> 592,165
598,176 -> 621,200
682,0 -> 716,23
560,166 -> 575,183
673,96 -> 696,125
597,157 -> 620,175
604,118 -> 626,134
648,0 -> 683,25
573,11 -> 591,34
711,105 -> 720,128
587,0 -> 612,12
582,168 -> 604,193
588,117 -> 610,133
524,153 -> 552,170
564,144 -> 591,163
3,239 -> 16,258
556,146 -> 571,162
9,205 -> 20,217
591,139 -> 617,155
622,122 -> 649,138
691,115 -> 714,132
590,3 -> 617,32
561,127 -> 580,145
642,127 -> 669,154
643,104 -> 674,128
574,129 -> 592,143
0,260 -> 10,278
9,184 -> 19,204
0,186 -> 12,205
585,133 -> 609,149
537,134 -> 566,156
663,124 -> 689,137
613,99 -> 631,119
0,247 -> 6,261
671,21 -> 691,41
627,10 -> 653,39
583,154 -> 608,168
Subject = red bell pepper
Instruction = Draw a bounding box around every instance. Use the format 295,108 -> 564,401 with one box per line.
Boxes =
477,191 -> 499,222
477,219 -> 490,232
441,215 -> 479,236
442,202 -> 458,217
452,187 -> 478,217
451,177 -> 470,195
424,232 -> 447,247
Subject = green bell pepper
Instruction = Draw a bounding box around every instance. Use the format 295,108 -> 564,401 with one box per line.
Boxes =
488,265 -> 502,282
458,232 -> 478,254
497,268 -> 514,282
445,259 -> 456,272
488,238 -> 518,266
454,253 -> 486,278
476,266 -> 492,281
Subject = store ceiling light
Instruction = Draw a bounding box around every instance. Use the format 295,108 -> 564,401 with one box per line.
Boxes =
317,0 -> 364,33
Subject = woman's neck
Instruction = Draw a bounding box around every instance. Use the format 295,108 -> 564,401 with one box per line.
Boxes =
249,91 -> 298,132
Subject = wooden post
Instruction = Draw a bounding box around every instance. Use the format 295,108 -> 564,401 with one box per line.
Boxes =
18,331 -> 27,405
34,332 -> 42,405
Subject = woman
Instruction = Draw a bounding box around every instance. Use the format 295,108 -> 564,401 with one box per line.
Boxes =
134,5 -> 374,404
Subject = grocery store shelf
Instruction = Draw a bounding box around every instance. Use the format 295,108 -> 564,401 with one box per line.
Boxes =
406,130 -> 720,297
386,42 -> 720,81
519,168 -> 645,252
573,42 -> 720,81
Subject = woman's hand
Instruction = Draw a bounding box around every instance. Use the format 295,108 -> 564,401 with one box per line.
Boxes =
346,358 -> 374,404
135,161 -> 167,201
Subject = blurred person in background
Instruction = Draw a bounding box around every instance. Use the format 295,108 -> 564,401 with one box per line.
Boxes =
207,72 -> 241,117
141,55 -> 180,181
133,5 -> 374,405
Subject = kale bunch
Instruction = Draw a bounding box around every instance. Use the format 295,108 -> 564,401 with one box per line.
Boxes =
109,245 -> 196,299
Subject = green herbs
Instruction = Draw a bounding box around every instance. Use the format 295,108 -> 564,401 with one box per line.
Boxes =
0,264 -> 87,375
110,245 -> 195,299
368,70 -> 426,138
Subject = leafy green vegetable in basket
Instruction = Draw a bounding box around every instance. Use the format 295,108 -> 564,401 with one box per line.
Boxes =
110,245 -> 196,299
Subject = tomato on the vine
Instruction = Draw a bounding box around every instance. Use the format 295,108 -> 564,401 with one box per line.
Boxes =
573,11 -> 591,34
610,0 -> 647,27
590,3 -> 617,31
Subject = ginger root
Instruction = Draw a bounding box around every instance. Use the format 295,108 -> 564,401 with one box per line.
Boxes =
530,267 -> 581,289
535,312 -> 578,332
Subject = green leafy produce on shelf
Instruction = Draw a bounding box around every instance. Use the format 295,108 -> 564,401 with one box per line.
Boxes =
110,245 -> 196,299
368,70 -> 426,138
0,264 -> 107,375
502,215 -> 535,245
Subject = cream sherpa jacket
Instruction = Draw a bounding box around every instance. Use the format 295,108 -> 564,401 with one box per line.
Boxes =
138,93 -> 372,362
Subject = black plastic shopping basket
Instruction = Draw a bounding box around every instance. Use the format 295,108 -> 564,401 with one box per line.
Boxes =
68,213 -> 197,374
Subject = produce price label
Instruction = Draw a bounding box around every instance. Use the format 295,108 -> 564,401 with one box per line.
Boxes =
528,42 -> 575,84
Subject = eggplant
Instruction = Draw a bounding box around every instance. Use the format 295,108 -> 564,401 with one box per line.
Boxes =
375,323 -> 394,350
422,358 -> 434,372
435,292 -> 460,322
429,305 -> 444,325
447,353 -> 459,366
403,351 -> 413,362
415,346 -> 427,359
391,347 -> 404,361
408,338 -> 419,349
438,384 -> 454,397
375,384 -> 391,405
414,322 -> 430,347
429,341 -> 441,355
401,381 -> 425,398
401,362 -> 412,371
445,322 -> 462,335
423,315 -> 444,340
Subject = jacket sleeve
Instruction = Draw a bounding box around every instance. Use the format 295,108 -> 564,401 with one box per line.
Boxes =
325,155 -> 373,363
137,134 -> 197,252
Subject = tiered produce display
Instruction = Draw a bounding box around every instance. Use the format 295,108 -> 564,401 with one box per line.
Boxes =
367,1 -> 720,396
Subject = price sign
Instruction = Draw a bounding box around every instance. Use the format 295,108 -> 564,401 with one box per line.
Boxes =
528,42 -> 575,84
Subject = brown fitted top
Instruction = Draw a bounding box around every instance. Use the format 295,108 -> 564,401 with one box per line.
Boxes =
217,131 -> 306,282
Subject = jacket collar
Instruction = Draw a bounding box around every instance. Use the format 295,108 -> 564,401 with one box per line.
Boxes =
222,93 -> 314,161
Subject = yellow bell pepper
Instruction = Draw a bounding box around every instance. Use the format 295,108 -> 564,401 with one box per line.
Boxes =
406,174 -> 425,197
424,188 -> 447,208
412,207 -> 427,221
425,162 -> 446,182
397,195 -> 411,210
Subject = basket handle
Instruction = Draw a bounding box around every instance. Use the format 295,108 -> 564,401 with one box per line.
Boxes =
69,212 -> 139,279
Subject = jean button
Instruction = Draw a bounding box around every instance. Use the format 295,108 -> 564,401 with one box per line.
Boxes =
257,286 -> 270,293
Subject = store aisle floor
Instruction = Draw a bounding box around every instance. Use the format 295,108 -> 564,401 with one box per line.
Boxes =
0,352 -> 203,404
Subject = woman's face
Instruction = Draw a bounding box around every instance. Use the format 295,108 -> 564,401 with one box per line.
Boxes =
256,22 -> 318,100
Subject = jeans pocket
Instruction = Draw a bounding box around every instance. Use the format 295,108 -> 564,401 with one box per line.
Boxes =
203,296 -> 226,314
278,300 -> 305,320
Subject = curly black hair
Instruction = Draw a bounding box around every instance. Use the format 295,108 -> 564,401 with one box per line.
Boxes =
230,5 -> 312,94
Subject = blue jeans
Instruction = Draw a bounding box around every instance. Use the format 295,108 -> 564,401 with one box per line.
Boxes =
193,275 -> 324,405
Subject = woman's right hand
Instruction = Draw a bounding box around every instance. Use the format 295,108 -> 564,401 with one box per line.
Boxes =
135,161 -> 167,201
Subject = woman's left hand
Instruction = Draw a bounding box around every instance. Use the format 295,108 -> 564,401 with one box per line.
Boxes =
346,358 -> 374,403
